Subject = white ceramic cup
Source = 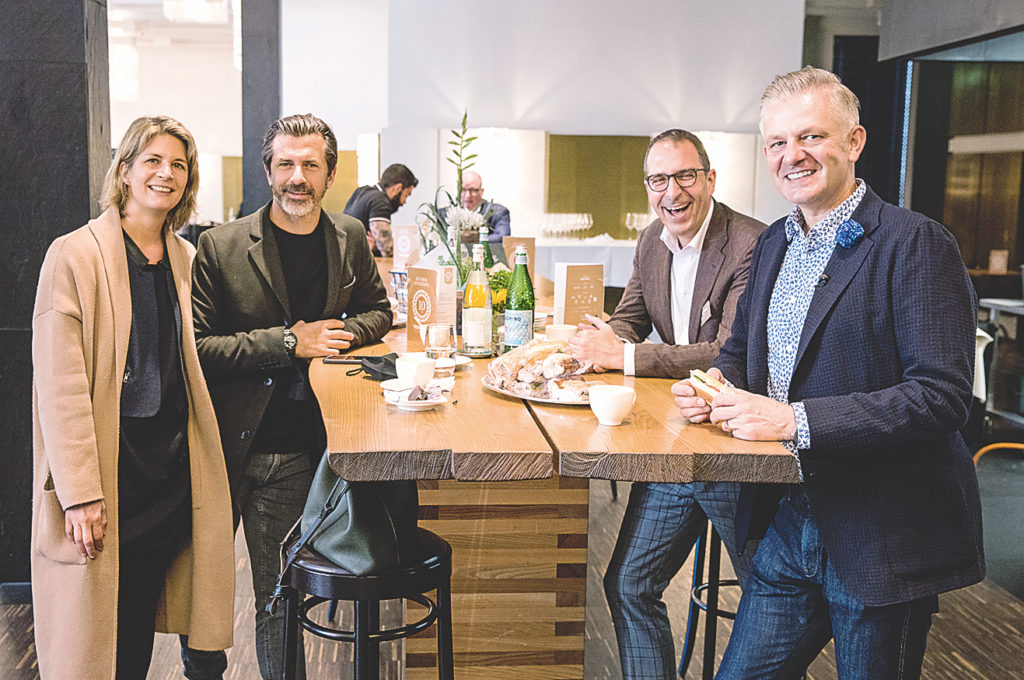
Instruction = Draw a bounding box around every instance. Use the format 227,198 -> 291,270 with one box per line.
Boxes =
395,355 -> 436,389
589,385 -> 636,426
545,324 -> 578,342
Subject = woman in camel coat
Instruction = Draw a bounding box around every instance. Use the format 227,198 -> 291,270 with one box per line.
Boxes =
31,116 -> 235,679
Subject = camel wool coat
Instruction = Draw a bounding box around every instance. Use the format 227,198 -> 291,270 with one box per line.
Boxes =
31,208 -> 235,680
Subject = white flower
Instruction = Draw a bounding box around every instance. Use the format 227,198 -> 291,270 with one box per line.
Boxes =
445,204 -> 485,232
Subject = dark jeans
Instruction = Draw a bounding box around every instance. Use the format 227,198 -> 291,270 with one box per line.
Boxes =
715,488 -> 937,680
181,451 -> 316,680
117,540 -> 180,680
603,481 -> 753,680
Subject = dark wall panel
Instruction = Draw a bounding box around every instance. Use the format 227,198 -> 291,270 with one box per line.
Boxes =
0,0 -> 109,588
240,0 -> 280,217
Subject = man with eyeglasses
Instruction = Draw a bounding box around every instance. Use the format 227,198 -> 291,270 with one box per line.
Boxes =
446,170 -> 510,242
572,129 -> 765,680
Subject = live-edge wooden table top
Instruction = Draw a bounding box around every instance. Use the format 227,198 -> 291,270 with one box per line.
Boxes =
308,330 -> 554,482
527,372 -> 800,484
309,327 -> 798,485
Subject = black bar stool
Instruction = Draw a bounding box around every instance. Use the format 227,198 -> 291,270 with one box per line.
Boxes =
678,524 -> 739,680
281,527 -> 454,680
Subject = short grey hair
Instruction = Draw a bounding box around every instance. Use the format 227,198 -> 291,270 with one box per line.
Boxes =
759,66 -> 861,136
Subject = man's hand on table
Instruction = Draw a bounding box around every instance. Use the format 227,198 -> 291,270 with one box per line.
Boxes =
292,319 -> 355,359
567,314 -> 623,372
671,368 -> 796,442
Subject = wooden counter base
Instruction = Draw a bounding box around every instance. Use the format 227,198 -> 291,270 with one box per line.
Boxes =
407,474 -> 589,680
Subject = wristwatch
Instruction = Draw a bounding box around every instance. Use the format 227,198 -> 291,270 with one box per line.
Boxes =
283,328 -> 297,358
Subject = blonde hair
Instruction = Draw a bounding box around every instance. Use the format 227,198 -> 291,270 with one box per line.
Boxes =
759,66 -> 861,137
101,116 -> 200,233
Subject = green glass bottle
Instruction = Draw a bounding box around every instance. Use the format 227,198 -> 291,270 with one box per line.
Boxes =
504,245 -> 535,352
479,224 -> 495,269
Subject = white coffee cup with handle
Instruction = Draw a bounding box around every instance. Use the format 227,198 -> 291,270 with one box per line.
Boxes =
395,355 -> 436,389
589,385 -> 636,426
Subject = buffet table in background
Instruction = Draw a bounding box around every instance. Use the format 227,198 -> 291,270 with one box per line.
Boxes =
533,238 -> 638,288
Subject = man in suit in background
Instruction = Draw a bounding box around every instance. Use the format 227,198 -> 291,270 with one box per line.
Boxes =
677,67 -> 984,679
571,129 -> 765,680
185,113 -> 392,680
459,170 -> 510,241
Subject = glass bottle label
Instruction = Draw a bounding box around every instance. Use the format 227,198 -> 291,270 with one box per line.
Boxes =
505,310 -> 534,348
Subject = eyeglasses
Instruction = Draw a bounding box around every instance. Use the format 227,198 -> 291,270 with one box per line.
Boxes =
644,168 -> 708,192
462,187 -> 483,194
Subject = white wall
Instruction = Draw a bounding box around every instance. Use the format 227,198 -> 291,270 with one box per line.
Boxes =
281,0 -> 389,151
110,41 -> 242,222
111,42 -> 242,157
387,0 -> 805,135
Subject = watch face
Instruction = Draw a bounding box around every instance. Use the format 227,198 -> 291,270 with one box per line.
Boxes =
284,330 -> 297,351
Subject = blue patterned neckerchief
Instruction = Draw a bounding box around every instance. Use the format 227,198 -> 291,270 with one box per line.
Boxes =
767,180 -> 866,460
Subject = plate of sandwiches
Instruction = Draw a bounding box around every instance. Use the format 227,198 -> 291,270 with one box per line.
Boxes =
481,338 -> 604,405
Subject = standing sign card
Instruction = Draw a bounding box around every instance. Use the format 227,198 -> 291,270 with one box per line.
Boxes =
392,223 -> 420,268
407,267 -> 437,342
554,263 -> 604,325
407,266 -> 458,343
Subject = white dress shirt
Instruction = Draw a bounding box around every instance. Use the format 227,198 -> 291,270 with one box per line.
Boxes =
623,203 -> 714,375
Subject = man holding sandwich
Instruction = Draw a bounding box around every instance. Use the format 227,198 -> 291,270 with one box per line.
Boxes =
571,129 -> 765,680
677,68 -> 983,679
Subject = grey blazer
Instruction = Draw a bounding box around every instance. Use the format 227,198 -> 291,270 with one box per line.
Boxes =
609,201 -> 765,379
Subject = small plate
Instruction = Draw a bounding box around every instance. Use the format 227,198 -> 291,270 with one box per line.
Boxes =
454,354 -> 472,367
380,379 -> 412,392
394,394 -> 447,412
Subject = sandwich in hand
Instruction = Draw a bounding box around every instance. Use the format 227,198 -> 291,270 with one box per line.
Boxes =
687,369 -> 733,404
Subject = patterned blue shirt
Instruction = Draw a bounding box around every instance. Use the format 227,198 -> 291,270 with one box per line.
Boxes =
767,180 -> 866,460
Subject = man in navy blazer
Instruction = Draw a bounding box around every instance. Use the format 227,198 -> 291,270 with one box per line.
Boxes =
676,67 -> 984,679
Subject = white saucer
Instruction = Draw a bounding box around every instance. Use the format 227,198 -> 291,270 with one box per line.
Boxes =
453,354 -> 473,367
381,378 -> 412,392
394,394 -> 447,412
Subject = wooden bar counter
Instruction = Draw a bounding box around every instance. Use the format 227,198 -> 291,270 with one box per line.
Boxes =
309,332 -> 589,680
309,316 -> 795,679
529,373 -> 798,484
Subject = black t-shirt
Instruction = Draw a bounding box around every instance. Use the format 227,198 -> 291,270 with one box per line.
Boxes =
118,232 -> 191,549
343,184 -> 395,233
249,211 -> 330,454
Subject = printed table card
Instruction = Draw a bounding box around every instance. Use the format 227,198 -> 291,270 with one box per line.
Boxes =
554,263 -> 605,325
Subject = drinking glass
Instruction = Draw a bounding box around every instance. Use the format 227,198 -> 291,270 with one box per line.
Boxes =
424,323 -> 456,380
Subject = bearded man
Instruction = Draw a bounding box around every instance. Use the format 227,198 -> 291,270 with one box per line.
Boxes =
182,113 -> 392,680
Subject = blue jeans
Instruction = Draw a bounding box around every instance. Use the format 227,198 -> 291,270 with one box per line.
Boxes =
181,451 -> 316,680
603,481 -> 753,680
715,487 -> 937,680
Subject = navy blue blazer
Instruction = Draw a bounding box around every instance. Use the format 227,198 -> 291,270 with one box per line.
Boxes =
718,185 -> 984,606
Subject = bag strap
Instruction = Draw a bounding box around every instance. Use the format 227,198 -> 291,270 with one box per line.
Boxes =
265,476 -> 349,615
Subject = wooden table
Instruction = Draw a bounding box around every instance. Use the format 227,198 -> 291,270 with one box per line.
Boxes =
530,373 -> 798,484
309,326 -> 796,679
309,333 -> 588,680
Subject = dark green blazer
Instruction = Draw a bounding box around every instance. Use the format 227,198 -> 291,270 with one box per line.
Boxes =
192,203 -> 392,495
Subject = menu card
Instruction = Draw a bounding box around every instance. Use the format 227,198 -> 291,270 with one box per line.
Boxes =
406,265 -> 457,342
392,223 -> 420,268
554,263 -> 605,325
502,236 -> 536,280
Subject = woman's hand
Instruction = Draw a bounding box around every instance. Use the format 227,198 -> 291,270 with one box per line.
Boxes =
65,499 -> 107,559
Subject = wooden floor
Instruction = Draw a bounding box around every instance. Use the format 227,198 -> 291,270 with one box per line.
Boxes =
4,480 -> 1024,679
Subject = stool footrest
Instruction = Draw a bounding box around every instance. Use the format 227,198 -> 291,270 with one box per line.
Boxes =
298,594 -> 439,643
690,579 -> 740,619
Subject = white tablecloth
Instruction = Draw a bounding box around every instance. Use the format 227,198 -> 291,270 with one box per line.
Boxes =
533,239 -> 638,288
